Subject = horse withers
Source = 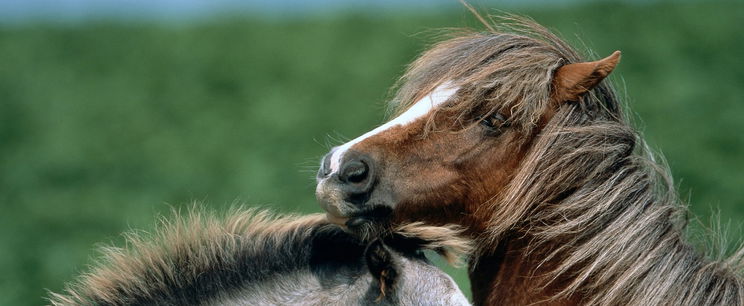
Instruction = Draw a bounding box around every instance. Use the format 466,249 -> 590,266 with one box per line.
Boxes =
316,15 -> 744,306
49,208 -> 471,305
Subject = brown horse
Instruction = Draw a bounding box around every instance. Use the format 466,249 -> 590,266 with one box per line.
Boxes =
49,208 -> 471,305
315,16 -> 744,305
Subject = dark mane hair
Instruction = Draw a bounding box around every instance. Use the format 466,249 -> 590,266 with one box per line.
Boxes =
390,15 -> 744,305
49,207 -> 472,306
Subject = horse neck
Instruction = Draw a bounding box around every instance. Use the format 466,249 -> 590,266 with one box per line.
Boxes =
211,270 -> 372,305
468,222 -> 744,306
205,231 -> 373,305
469,234 -> 581,306
461,109 -> 744,305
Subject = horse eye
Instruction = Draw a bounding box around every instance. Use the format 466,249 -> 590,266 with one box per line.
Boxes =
480,113 -> 509,133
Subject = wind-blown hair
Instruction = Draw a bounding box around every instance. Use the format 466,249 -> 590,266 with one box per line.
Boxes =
48,207 -> 472,306
390,15 -> 744,305
392,16 -> 592,133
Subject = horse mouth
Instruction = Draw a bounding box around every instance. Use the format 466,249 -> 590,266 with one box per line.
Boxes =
316,180 -> 354,224
316,179 -> 393,230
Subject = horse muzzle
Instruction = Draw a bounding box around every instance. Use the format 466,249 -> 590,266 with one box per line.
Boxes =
316,149 -> 380,226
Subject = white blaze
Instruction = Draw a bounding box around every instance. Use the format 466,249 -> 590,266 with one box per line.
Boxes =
329,82 -> 459,173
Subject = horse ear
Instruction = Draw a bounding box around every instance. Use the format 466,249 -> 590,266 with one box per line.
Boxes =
365,239 -> 398,299
553,51 -> 621,103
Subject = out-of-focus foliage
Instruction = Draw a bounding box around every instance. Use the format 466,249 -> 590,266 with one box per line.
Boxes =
1,1 -> 743,304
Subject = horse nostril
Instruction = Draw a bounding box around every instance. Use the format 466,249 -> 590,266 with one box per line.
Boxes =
335,153 -> 376,200
340,159 -> 369,184
318,148 -> 337,179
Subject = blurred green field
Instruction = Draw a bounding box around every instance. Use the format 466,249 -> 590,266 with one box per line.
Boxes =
1,1 -> 743,305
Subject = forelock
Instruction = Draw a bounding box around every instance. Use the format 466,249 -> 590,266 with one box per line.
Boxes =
389,16 -> 590,133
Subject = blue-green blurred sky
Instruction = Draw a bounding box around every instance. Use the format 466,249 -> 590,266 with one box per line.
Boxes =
0,0 -> 664,22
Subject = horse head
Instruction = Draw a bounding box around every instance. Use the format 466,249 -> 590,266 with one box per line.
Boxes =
316,20 -> 621,239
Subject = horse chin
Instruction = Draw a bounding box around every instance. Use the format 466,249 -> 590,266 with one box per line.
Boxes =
318,198 -> 354,226
320,200 -> 394,229
317,183 -> 349,215
324,212 -> 350,226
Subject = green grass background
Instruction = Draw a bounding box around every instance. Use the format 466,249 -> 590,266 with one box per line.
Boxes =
1,1 -> 743,304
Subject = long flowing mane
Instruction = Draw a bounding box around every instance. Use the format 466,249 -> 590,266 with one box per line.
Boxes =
49,207 -> 472,306
391,15 -> 744,305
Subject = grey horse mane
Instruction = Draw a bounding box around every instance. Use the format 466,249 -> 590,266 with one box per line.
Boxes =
48,207 -> 471,306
